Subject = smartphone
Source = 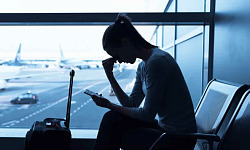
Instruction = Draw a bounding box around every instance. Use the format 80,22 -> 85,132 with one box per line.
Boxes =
84,89 -> 102,98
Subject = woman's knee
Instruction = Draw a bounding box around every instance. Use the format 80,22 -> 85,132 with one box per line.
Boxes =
101,111 -> 123,124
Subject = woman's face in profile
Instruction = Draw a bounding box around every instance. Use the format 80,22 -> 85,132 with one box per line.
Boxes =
106,46 -> 136,64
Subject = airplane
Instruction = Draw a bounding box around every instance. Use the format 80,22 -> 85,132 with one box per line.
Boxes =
0,44 -> 59,68
0,44 -> 22,66
0,64 -> 62,90
0,43 -> 105,90
0,44 -> 23,89
0,65 -> 22,90
0,44 -> 59,90
0,43 -> 104,70
58,45 -> 103,70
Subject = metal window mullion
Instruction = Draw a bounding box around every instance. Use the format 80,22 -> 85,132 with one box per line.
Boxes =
164,0 -> 174,12
208,0 -> 215,82
201,0 -> 207,92
173,0 -> 177,60
173,26 -> 177,60
156,26 -> 158,46
162,26 -> 164,48
202,25 -> 206,92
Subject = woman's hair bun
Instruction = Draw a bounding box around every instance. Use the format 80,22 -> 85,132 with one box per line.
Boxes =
102,13 -> 157,50
115,13 -> 131,25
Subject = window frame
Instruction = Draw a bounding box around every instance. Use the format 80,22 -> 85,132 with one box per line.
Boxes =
0,13 -> 210,26
0,10 -> 214,138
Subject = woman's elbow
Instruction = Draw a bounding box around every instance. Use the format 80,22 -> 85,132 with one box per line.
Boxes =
142,110 -> 156,122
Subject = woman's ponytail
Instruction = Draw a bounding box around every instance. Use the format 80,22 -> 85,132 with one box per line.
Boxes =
103,14 -> 157,50
115,14 -> 131,25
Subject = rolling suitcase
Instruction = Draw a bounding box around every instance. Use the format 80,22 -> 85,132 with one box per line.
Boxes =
25,70 -> 75,150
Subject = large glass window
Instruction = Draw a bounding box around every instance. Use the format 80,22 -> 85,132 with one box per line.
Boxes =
176,34 -> 203,107
151,25 -> 207,108
163,26 -> 175,47
0,0 -> 211,135
0,0 -> 170,13
0,26 -> 155,129
176,0 -> 205,12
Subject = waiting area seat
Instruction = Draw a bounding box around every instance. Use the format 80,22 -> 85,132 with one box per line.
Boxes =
121,79 -> 249,150
217,89 -> 250,150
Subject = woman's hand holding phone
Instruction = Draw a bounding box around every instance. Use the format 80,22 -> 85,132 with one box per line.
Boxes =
84,89 -> 112,108
91,95 -> 112,109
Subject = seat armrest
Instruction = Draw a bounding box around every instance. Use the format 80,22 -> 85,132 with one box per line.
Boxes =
163,132 -> 220,142
150,132 -> 220,150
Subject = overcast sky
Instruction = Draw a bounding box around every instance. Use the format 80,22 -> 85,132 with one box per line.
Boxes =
0,0 -> 167,60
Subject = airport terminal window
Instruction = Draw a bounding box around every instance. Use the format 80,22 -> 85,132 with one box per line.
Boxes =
176,0 -> 205,12
165,47 -> 174,57
176,26 -> 201,39
163,26 -> 175,47
0,3 -> 213,142
0,0 -> 169,13
0,25 -> 155,129
176,33 -> 204,107
152,25 -> 207,108
157,26 -> 163,47
166,0 -> 175,12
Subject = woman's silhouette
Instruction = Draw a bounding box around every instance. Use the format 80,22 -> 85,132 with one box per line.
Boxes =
91,14 -> 197,150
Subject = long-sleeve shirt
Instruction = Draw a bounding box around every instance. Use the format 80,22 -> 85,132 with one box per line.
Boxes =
119,48 -> 197,133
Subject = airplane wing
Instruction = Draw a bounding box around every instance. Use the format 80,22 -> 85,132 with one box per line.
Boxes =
1,72 -> 58,82
0,65 -> 61,90
0,60 -> 11,65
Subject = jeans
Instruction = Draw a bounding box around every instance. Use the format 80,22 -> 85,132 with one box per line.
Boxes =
93,111 -> 196,150
93,111 -> 164,150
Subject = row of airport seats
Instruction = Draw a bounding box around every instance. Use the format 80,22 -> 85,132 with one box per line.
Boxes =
150,79 -> 250,150
121,79 -> 250,150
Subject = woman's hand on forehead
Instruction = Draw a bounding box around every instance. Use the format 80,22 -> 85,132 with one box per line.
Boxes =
102,57 -> 117,66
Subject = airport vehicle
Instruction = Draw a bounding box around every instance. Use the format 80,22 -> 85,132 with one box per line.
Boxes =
10,91 -> 38,104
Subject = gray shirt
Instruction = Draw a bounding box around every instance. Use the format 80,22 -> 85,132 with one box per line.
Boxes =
119,48 -> 197,133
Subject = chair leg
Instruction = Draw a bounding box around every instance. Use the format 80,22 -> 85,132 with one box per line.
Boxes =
208,140 -> 213,150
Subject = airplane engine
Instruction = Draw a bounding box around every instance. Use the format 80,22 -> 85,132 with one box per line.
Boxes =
0,80 -> 7,90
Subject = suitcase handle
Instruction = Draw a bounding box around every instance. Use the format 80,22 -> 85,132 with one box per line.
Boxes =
44,118 -> 66,123
64,70 -> 74,128
44,118 -> 66,128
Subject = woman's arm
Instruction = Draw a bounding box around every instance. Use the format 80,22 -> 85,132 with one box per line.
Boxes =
129,60 -> 167,122
106,73 -> 131,105
102,58 -> 144,107
102,58 -> 130,104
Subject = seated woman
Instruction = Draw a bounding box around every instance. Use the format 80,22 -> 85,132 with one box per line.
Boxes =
91,14 -> 197,150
